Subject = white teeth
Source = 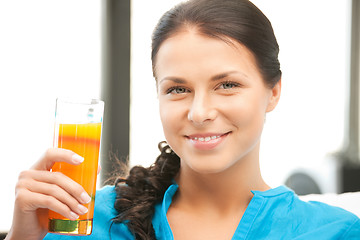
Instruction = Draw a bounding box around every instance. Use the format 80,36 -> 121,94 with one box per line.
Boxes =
192,135 -> 220,142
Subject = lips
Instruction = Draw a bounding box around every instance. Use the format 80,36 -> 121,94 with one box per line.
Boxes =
186,132 -> 230,150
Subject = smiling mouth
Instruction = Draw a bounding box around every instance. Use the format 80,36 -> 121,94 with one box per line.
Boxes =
186,132 -> 230,150
186,132 -> 230,142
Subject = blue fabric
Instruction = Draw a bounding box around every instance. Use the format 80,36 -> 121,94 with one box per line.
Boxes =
44,184 -> 360,240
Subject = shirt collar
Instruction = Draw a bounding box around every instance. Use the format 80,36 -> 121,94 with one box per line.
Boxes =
152,183 -> 293,239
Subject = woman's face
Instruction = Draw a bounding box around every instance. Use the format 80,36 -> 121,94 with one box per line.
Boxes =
156,30 -> 280,174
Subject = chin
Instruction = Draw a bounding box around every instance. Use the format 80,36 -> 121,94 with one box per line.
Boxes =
183,159 -> 235,175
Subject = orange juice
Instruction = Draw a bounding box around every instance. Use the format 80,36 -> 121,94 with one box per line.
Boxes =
48,122 -> 102,235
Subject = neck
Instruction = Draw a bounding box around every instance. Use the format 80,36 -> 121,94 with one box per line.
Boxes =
173,143 -> 269,214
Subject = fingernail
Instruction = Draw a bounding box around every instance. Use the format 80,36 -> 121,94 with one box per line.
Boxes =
80,192 -> 91,204
70,211 -> 79,220
72,154 -> 84,164
77,204 -> 88,215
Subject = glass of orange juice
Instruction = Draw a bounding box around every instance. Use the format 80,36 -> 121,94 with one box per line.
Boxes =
48,98 -> 104,235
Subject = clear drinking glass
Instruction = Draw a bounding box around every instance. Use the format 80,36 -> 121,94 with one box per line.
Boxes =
48,98 -> 104,235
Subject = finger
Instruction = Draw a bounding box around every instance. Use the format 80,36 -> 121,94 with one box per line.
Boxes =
32,148 -> 84,171
18,170 -> 91,205
16,176 -> 89,216
15,188 -> 80,221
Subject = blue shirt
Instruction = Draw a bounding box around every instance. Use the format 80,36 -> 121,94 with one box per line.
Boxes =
44,184 -> 360,239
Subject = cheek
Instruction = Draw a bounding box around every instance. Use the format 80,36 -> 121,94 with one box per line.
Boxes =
223,95 -> 266,129
159,100 -> 185,137
159,101 -> 188,156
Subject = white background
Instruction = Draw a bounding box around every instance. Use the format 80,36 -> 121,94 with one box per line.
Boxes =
0,0 -> 350,232
0,0 -> 101,232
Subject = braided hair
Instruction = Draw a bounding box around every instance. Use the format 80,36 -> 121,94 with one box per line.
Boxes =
113,142 -> 180,239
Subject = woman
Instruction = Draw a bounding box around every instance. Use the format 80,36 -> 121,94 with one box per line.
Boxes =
6,0 -> 360,239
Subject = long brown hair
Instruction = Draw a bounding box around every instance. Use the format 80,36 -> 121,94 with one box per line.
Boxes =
113,0 -> 281,239
113,142 -> 180,239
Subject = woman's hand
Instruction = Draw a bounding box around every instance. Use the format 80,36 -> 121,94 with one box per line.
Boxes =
6,148 -> 91,240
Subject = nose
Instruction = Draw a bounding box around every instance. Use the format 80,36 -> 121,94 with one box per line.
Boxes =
187,93 -> 217,126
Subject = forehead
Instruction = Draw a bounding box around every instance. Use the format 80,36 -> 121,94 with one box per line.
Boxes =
154,31 -> 260,81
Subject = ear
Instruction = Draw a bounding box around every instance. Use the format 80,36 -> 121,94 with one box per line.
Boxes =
266,79 -> 281,113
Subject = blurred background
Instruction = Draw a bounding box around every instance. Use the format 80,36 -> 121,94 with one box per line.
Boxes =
1,0 -> 359,235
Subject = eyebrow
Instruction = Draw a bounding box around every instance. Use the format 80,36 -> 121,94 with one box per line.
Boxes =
159,71 -> 248,84
159,76 -> 186,84
211,71 -> 245,81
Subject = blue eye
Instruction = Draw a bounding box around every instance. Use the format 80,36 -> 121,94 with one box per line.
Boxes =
167,86 -> 188,94
219,81 -> 240,89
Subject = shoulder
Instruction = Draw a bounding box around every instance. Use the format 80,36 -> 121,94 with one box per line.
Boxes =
92,185 -> 118,225
251,186 -> 360,239
290,199 -> 360,239
286,189 -> 359,223
44,185 -> 134,240
255,186 -> 358,219
292,195 -> 360,239
94,185 -> 117,215
92,185 -> 134,239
